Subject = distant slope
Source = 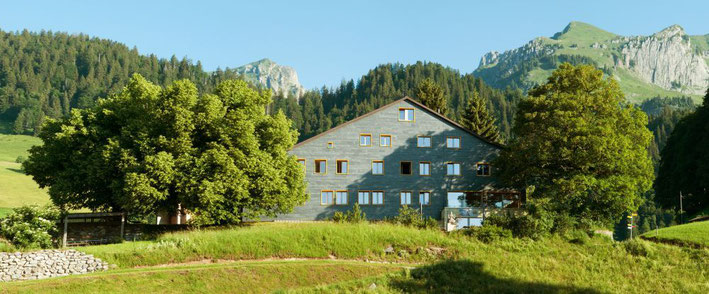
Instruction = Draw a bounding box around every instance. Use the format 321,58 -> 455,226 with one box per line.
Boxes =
641,221 -> 709,247
474,22 -> 709,103
234,58 -> 305,99
0,133 -> 49,212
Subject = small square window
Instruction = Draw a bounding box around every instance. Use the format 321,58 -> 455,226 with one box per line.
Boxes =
477,163 -> 491,176
335,191 -> 348,205
320,190 -> 333,205
419,192 -> 431,205
358,191 -> 371,205
315,159 -> 327,174
417,136 -> 431,148
400,191 -> 412,205
327,142 -> 334,149
446,137 -> 461,149
419,162 -> 431,176
380,135 -> 392,147
446,162 -> 461,176
400,161 -> 412,175
399,108 -> 414,121
372,160 -> 384,175
372,191 -> 384,205
336,160 -> 349,174
359,134 -> 372,146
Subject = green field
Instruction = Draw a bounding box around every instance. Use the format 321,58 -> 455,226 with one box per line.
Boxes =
3,222 -> 705,293
0,133 -> 49,216
1,260 -> 405,293
641,221 -> 709,247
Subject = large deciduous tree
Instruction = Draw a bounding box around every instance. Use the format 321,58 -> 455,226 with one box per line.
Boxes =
23,74 -> 307,225
415,78 -> 447,115
654,88 -> 709,216
460,90 -> 501,143
495,63 -> 654,224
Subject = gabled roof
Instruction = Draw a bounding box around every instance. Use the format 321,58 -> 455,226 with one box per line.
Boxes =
292,97 -> 504,149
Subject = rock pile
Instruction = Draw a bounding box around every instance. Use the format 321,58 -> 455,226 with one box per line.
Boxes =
0,250 -> 109,282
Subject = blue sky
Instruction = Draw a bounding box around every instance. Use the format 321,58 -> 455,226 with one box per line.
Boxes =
0,0 -> 706,88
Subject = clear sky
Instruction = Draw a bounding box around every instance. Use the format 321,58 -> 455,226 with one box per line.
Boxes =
0,0 -> 706,89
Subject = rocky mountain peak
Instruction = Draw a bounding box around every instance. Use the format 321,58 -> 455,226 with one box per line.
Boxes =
235,58 -> 305,99
653,25 -> 685,39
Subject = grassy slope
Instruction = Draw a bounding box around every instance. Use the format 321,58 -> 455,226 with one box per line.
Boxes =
0,133 -> 49,215
641,221 -> 709,247
0,260 -> 404,294
59,222 -> 709,293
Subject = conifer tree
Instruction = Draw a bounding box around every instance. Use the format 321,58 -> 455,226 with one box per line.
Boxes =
460,91 -> 501,143
415,78 -> 447,115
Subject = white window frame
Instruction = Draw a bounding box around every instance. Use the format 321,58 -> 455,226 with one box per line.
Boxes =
417,136 -> 432,148
358,191 -> 370,205
419,191 -> 431,205
446,162 -> 461,176
400,191 -> 412,205
372,191 -> 384,205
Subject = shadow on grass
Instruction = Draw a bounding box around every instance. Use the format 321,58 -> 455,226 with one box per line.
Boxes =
390,260 -> 600,294
6,167 -> 25,174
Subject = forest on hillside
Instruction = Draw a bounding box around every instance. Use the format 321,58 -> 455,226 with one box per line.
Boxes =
0,28 -> 698,162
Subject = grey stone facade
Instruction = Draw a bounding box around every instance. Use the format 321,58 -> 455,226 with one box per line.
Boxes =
0,250 -> 108,282
282,98 -> 504,220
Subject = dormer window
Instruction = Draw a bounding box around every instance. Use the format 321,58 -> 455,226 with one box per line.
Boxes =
399,108 -> 414,122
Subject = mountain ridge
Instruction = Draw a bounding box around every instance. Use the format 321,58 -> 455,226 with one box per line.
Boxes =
234,58 -> 305,99
474,22 -> 709,103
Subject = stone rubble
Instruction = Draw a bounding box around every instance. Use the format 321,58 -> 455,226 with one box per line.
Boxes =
0,250 -> 109,282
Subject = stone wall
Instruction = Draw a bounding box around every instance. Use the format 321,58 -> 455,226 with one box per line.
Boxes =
0,250 -> 108,282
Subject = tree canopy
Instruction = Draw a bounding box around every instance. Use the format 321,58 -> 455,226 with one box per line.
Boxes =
654,88 -> 709,216
415,78 -> 447,115
460,90 -> 501,143
495,63 -> 654,224
23,74 -> 307,224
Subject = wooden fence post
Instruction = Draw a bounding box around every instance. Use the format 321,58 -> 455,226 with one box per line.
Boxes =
62,215 -> 68,248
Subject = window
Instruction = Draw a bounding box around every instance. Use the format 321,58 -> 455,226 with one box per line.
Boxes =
336,160 -> 349,174
359,134 -> 371,146
372,191 -> 384,205
297,159 -> 306,171
380,134 -> 392,147
358,191 -> 370,205
400,191 -> 412,205
400,161 -> 412,175
419,162 -> 431,176
476,163 -> 491,176
399,108 -> 414,121
320,190 -> 334,205
446,162 -> 461,176
372,160 -> 384,175
315,159 -> 327,174
419,191 -> 431,205
446,137 -> 461,149
335,191 -> 348,205
447,192 -> 481,208
417,136 -> 431,148
327,142 -> 334,149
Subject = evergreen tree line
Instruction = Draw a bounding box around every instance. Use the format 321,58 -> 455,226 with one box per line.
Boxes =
0,29 -> 244,134
271,62 -> 524,141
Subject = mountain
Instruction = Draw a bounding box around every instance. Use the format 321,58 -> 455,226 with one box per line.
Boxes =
234,59 -> 305,99
474,22 -> 709,103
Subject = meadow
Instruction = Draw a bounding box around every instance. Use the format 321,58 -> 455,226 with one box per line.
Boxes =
641,221 -> 709,247
2,222 -> 705,293
0,133 -> 49,217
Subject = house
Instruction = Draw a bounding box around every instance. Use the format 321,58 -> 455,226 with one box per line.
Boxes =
284,97 -> 523,228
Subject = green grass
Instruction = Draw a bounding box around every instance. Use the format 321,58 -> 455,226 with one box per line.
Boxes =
641,221 -> 709,247
77,222 -> 453,267
57,222 -> 709,293
0,260 -> 405,293
0,133 -> 50,213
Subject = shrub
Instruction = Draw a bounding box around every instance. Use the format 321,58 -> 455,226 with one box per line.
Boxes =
464,225 -> 512,243
622,239 -> 655,257
0,205 -> 62,249
390,206 -> 438,230
485,202 -> 554,240
331,203 -> 367,224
